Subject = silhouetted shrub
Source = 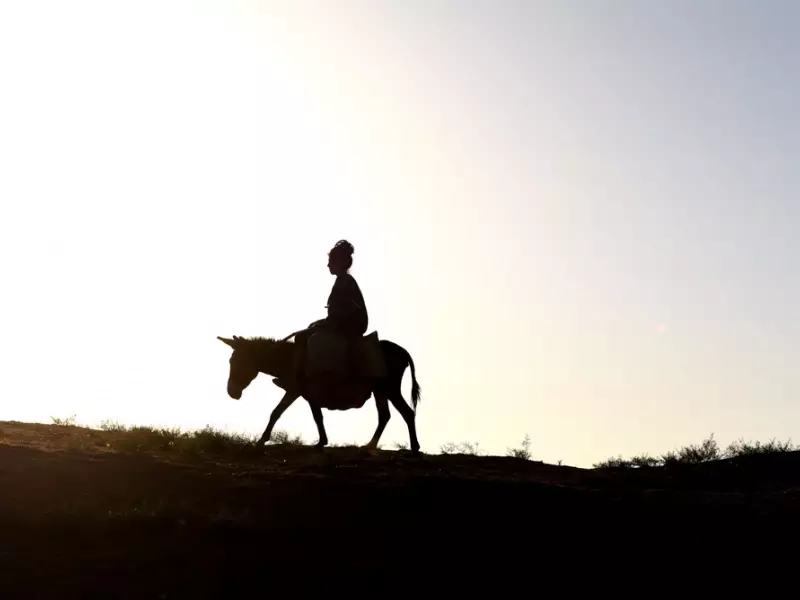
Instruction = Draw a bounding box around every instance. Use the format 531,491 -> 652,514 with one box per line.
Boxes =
594,433 -> 797,469
50,415 -> 77,427
725,437 -> 796,456
440,441 -> 484,456
99,419 -> 127,432
506,434 -> 532,460
269,430 -> 305,446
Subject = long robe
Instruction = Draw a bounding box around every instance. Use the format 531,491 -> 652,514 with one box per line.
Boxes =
324,273 -> 368,337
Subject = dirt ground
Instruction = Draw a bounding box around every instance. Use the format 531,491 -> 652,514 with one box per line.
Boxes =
0,420 -> 798,598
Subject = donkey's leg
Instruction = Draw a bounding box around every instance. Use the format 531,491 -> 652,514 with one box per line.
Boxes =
388,389 -> 420,454
309,402 -> 328,448
256,391 -> 300,446
365,392 -> 390,450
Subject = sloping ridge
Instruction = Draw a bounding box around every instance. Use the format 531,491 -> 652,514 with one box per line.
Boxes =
0,421 -> 798,597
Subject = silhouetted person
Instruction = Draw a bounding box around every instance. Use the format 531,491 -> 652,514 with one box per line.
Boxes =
292,240 -> 368,387
318,239 -> 368,337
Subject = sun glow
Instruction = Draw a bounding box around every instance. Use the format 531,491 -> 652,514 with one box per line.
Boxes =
0,1 -> 388,436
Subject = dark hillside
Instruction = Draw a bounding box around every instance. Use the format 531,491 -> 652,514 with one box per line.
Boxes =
0,421 -> 796,597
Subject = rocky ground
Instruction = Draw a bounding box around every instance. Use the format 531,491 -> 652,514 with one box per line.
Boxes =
0,420 -> 797,598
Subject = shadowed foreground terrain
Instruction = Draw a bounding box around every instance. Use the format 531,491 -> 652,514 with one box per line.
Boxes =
0,420 -> 798,597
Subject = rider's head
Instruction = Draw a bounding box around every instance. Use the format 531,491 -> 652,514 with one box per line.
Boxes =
328,239 -> 354,275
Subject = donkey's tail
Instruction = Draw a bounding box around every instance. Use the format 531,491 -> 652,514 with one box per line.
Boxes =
407,350 -> 421,413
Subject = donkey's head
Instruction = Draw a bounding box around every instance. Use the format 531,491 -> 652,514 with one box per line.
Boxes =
217,335 -> 260,400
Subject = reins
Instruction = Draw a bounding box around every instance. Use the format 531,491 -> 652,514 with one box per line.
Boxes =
281,328 -> 309,342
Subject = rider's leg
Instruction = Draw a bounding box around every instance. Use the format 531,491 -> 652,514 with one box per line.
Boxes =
291,329 -> 312,388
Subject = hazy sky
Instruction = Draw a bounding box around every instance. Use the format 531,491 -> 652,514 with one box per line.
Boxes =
1,1 -> 797,466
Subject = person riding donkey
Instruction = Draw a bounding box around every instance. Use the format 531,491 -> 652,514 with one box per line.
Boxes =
283,240 -> 375,407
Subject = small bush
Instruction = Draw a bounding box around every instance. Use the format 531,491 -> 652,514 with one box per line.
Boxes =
185,425 -> 254,454
672,434 -> 721,464
440,441 -> 483,456
104,424 -> 257,455
268,430 -> 305,446
594,456 -> 632,469
596,453 -> 663,469
99,419 -> 128,432
630,454 -> 661,468
506,434 -> 532,460
51,415 -> 77,427
112,426 -> 181,452
594,433 -> 797,469
726,437 -> 796,456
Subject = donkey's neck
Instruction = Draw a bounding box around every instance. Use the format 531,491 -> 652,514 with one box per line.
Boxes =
254,342 -> 295,380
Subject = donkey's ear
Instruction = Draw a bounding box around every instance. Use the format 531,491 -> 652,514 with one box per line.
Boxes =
217,336 -> 236,348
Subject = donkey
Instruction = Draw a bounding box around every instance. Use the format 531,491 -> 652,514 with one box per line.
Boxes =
217,334 -> 422,453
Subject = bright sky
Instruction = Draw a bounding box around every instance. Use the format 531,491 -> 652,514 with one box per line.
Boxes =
1,1 -> 798,467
